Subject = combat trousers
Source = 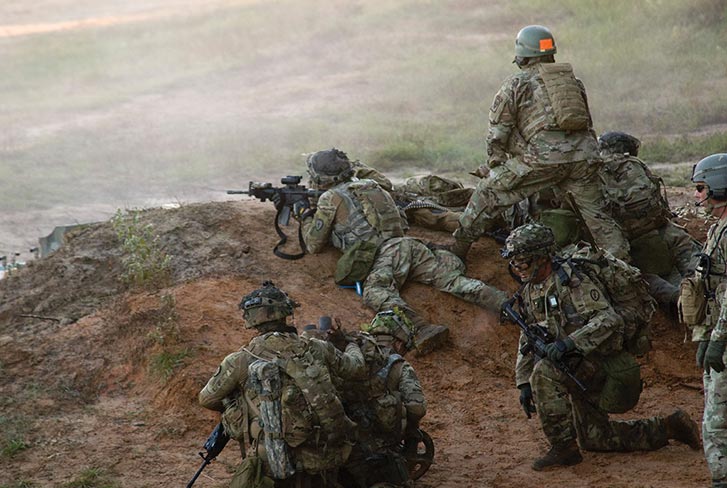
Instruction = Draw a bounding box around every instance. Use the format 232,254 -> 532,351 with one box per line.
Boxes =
454,158 -> 629,260
531,358 -> 668,451
703,367 -> 727,481
363,237 -> 506,315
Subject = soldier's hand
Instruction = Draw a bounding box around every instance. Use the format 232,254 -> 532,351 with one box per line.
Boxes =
518,383 -> 536,419
292,199 -> 311,220
543,337 -> 575,362
704,340 -> 727,373
696,340 -> 710,369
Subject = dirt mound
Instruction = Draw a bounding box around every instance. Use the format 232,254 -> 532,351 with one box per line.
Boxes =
0,198 -> 711,487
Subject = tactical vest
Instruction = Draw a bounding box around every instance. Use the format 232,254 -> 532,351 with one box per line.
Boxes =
244,333 -> 355,474
695,219 -> 727,328
330,179 -> 404,251
600,155 -> 671,238
517,63 -> 590,142
561,243 -> 656,356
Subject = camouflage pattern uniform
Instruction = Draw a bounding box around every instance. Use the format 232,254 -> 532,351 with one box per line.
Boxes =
454,61 -> 629,259
515,261 -> 671,452
337,332 -> 426,488
693,218 -> 727,482
199,329 -> 365,485
600,152 -> 701,305
301,179 -> 507,319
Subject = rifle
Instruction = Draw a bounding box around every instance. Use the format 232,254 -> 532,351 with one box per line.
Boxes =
227,175 -> 323,260
502,298 -> 587,392
186,422 -> 231,488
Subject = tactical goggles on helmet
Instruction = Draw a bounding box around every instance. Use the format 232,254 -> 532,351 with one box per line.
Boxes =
241,296 -> 263,310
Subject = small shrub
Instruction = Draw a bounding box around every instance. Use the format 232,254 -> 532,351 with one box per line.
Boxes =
149,349 -> 190,380
111,209 -> 172,290
147,293 -> 180,346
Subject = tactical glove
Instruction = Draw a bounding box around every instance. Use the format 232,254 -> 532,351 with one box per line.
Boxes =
696,340 -> 710,369
704,340 -> 727,374
518,383 -> 536,419
543,337 -> 576,362
292,199 -> 311,220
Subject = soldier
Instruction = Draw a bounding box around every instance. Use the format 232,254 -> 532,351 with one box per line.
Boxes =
198,281 -> 366,488
298,148 -> 508,356
325,309 -> 430,488
683,154 -> 727,488
503,223 -> 700,470
597,131 -> 701,310
449,25 -> 629,261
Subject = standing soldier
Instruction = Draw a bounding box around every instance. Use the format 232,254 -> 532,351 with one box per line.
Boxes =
297,148 -> 508,356
682,154 -> 727,488
449,25 -> 629,261
503,223 -> 699,470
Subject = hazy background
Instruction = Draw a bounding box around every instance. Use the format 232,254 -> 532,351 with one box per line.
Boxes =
1,0 -> 726,255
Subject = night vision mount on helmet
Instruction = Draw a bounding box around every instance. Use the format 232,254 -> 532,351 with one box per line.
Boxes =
239,281 -> 297,329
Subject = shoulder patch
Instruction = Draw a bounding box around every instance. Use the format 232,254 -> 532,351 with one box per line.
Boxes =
315,219 -> 324,231
590,289 -> 600,302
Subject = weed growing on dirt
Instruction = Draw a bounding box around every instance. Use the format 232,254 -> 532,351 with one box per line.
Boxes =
0,415 -> 29,459
62,468 -> 120,488
111,210 -> 172,290
149,349 -> 190,380
0,481 -> 36,488
147,293 -> 180,345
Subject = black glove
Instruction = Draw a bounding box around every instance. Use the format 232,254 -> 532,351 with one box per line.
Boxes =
292,199 -> 311,220
270,192 -> 284,208
696,340 -> 710,369
543,337 -> 575,362
704,340 -> 727,373
518,383 -> 536,419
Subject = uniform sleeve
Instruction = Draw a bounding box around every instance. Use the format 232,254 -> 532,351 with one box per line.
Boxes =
198,351 -> 249,412
486,76 -> 518,167
566,275 -> 624,356
398,362 -> 426,421
308,339 -> 367,380
515,330 -> 535,387
711,286 -> 727,342
352,161 -> 394,192
300,190 -> 340,254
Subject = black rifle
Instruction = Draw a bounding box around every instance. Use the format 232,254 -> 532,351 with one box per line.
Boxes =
186,422 -> 231,488
502,298 -> 587,392
227,175 -> 323,260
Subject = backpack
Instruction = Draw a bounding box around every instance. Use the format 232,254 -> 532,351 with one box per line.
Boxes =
560,242 -> 656,356
537,62 -> 590,132
246,333 -> 356,475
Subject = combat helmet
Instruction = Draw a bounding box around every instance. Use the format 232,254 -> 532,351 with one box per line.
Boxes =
501,223 -> 556,260
306,148 -> 355,189
693,154 -> 727,201
514,25 -> 557,59
598,131 -> 641,157
239,281 -> 296,329
361,309 -> 415,348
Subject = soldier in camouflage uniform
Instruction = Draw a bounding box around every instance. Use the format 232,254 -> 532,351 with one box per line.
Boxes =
319,310 -> 429,488
198,282 -> 366,488
450,25 -> 629,261
684,154 -> 727,488
597,131 -> 701,309
299,148 -> 508,356
504,223 -> 699,470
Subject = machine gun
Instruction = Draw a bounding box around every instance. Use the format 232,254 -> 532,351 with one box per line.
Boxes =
227,176 -> 323,260
502,298 -> 587,392
186,422 -> 230,488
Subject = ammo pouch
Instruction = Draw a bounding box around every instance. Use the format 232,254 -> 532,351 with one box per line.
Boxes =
598,351 -> 642,414
678,276 -> 707,326
538,63 -> 589,131
629,231 -> 674,276
335,240 -> 379,285
230,456 -> 275,488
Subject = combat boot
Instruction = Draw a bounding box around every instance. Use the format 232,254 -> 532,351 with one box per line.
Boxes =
412,324 -> 450,356
531,441 -> 582,471
664,409 -> 701,450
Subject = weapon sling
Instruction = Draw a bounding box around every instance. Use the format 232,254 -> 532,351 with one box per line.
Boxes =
272,206 -> 307,260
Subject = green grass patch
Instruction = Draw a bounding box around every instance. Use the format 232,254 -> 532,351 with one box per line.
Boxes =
62,468 -> 120,488
642,132 -> 727,164
0,481 -> 36,488
0,415 -> 30,459
149,349 -> 190,380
